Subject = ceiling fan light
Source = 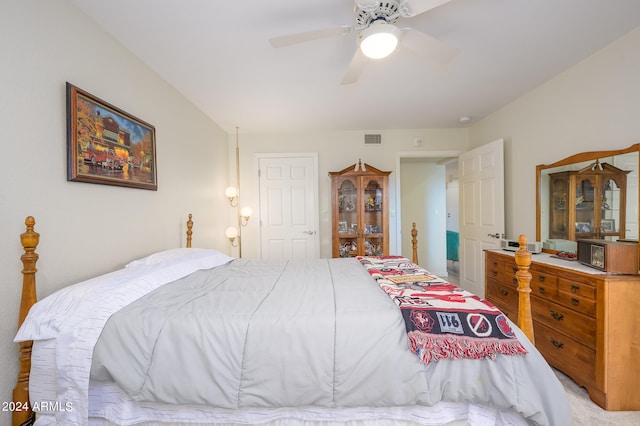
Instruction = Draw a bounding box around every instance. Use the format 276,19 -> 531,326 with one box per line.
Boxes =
359,23 -> 401,59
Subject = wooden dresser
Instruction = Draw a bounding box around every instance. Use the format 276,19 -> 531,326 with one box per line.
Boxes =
485,249 -> 640,411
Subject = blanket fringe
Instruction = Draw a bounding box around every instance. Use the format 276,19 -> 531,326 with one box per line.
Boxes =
408,330 -> 528,364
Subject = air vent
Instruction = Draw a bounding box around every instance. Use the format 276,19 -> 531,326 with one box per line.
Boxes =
364,134 -> 382,144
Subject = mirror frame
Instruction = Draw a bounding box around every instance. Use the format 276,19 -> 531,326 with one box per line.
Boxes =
536,143 -> 640,251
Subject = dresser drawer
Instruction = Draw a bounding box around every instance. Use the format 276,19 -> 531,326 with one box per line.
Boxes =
530,280 -> 558,301
486,260 -> 518,285
557,291 -> 596,316
528,265 -> 558,302
531,297 -> 596,348
530,268 -> 559,288
486,267 -> 516,286
486,254 -> 504,271
558,278 -> 596,301
533,321 -> 595,388
486,277 -> 519,308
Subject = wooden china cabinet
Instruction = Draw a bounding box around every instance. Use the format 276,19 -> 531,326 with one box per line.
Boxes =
549,159 -> 629,241
329,161 -> 391,257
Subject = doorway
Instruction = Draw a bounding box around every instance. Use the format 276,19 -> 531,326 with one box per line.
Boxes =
396,151 -> 461,279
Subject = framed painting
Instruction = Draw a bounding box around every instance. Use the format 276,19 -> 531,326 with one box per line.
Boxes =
66,82 -> 157,190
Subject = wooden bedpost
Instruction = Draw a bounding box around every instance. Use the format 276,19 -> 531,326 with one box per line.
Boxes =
13,216 -> 39,426
515,234 -> 535,344
186,213 -> 193,248
411,222 -> 418,264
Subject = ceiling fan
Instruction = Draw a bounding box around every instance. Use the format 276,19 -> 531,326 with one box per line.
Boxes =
269,0 -> 458,84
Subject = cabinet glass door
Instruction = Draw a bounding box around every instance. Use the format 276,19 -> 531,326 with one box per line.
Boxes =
575,177 -> 596,238
362,178 -> 384,256
337,178 -> 358,257
550,175 -> 570,239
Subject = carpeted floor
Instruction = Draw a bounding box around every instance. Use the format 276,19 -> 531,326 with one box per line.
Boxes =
553,368 -> 640,425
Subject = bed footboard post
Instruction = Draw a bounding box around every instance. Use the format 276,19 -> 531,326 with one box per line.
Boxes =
515,234 -> 534,344
411,222 -> 418,264
13,216 -> 39,426
186,213 -> 193,248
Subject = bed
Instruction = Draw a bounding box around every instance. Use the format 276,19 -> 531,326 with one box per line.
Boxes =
12,215 -> 571,426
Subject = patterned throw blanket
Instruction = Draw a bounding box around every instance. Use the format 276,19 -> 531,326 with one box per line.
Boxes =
358,256 -> 527,364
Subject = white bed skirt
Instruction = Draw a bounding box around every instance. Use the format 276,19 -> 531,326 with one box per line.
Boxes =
88,420 -> 472,426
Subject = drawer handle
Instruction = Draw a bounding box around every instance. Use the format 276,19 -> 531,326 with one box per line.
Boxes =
513,278 -> 518,285
571,285 -> 579,293
550,337 -> 565,349
499,288 -> 509,296
538,275 -> 546,282
512,267 -> 518,273
492,261 -> 498,267
550,310 -> 564,321
492,270 -> 498,277
538,287 -> 545,294
571,298 -> 579,306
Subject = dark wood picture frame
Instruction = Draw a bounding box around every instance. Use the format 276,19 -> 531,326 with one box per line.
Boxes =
66,82 -> 158,190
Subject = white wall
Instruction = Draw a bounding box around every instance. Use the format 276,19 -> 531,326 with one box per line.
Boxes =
468,27 -> 640,242
231,129 -> 468,259
0,1 -> 229,420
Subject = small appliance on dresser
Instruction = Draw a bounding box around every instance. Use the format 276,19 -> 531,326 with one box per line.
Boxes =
576,239 -> 638,274
485,249 -> 640,411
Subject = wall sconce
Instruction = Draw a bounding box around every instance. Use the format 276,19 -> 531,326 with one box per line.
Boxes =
225,226 -> 238,247
225,186 -> 238,207
240,207 -> 252,226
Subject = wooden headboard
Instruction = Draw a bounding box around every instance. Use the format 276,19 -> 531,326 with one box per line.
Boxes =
11,214 -> 195,426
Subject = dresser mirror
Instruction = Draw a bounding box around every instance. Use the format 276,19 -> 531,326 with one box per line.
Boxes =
536,143 -> 639,253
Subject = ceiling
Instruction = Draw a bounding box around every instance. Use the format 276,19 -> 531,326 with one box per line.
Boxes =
69,0 -> 640,134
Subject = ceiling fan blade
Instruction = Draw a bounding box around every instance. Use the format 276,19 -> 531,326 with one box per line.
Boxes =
401,0 -> 452,17
341,48 -> 369,85
269,26 -> 352,48
400,28 -> 458,64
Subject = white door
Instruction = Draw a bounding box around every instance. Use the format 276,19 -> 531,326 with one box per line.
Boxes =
258,154 -> 319,260
459,139 -> 505,297
615,152 -> 638,240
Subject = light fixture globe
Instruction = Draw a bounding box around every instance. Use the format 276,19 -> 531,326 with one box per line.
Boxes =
225,226 -> 238,239
359,21 -> 401,59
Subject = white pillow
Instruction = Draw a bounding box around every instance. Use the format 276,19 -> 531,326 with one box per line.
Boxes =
125,248 -> 230,268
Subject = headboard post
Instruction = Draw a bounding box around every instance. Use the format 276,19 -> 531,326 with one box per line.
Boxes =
186,213 -> 193,248
13,216 -> 39,426
515,234 -> 535,344
411,222 -> 418,264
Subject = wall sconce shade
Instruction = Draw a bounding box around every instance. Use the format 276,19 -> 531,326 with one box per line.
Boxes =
359,22 -> 401,59
240,206 -> 252,226
226,226 -> 239,247
225,186 -> 238,207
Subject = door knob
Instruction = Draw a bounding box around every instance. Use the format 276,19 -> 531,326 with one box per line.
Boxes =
487,233 -> 502,239
303,230 -> 315,235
